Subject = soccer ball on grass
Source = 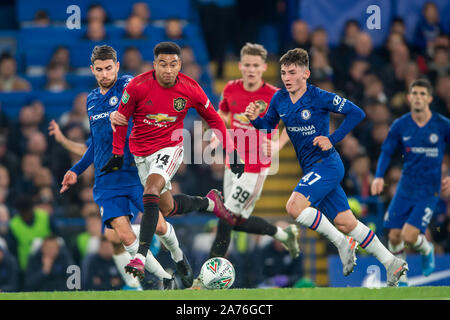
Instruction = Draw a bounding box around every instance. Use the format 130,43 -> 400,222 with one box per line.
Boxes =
199,257 -> 235,289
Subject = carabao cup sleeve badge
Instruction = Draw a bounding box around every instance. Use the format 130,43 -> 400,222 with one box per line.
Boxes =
122,90 -> 130,104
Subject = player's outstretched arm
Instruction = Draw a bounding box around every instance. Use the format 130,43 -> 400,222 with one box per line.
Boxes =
371,177 -> 385,195
48,120 -> 87,156
60,170 -> 78,193
67,142 -> 94,180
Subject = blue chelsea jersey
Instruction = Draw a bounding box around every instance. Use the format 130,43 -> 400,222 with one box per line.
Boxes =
85,74 -> 141,190
251,83 -> 365,172
376,112 -> 450,199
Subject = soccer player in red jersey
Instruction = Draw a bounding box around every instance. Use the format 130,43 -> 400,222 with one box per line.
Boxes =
206,43 -> 300,265
101,42 -> 244,280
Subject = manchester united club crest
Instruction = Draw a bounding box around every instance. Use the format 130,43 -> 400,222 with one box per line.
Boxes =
255,100 -> 268,113
173,97 -> 187,112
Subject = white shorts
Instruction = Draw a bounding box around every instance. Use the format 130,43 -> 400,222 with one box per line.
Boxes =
134,146 -> 184,194
223,167 -> 269,219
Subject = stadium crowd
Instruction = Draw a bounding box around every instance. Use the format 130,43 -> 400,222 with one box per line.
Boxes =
0,0 -> 449,291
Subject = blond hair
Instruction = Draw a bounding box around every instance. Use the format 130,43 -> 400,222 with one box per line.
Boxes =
240,43 -> 268,62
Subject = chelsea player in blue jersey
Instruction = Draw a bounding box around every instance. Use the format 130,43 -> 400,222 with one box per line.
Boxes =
57,45 -> 193,289
245,48 -> 408,286
371,79 -> 450,284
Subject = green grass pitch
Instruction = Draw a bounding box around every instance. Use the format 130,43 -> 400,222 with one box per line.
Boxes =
1,286 -> 449,300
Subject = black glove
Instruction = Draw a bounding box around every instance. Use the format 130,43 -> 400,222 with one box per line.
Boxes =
100,154 -> 124,174
229,149 -> 245,178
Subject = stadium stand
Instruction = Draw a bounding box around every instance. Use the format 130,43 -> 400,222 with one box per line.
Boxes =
0,0 -> 449,291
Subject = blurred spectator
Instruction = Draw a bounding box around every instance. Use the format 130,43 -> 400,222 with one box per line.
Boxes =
124,15 -> 147,40
121,47 -> 143,76
59,92 -> 89,131
332,19 -> 360,89
34,187 -> 57,217
381,42 -> 411,97
138,61 -> 153,74
0,204 -> 10,240
24,235 -> 73,291
7,195 -> 55,272
44,62 -> 70,92
83,20 -> 107,41
384,165 -> 403,202
433,75 -> 450,117
346,153 -> 373,197
49,46 -> 72,73
339,135 -> 364,172
11,105 -> 41,156
286,19 -> 310,52
390,17 -> 407,38
173,163 -> 199,194
9,153 -> 42,201
367,122 -> 390,165
86,3 -> 108,24
343,59 -> 370,104
182,62 -> 202,82
351,32 -> 384,72
180,45 -> 197,65
131,2 -> 151,25
309,27 -> 329,57
256,221 -> 303,288
309,49 -> 334,85
74,213 -> 102,263
29,99 -> 48,132
413,2 -> 444,54
0,165 -> 10,204
0,53 -> 31,92
83,236 -> 123,290
389,61 -> 421,116
379,31 -> 408,65
27,131 -> 49,160
427,46 -> 450,86
0,244 -> 19,292
164,18 -> 184,41
31,167 -> 54,191
362,73 -> 388,104
32,10 -> 50,27
197,0 -> 237,79
0,135 -> 20,184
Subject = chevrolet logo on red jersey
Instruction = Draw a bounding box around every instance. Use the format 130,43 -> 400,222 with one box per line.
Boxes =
233,112 -> 250,124
146,114 -> 177,123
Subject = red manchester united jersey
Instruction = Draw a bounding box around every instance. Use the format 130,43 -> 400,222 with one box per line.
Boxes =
113,70 -> 233,157
219,79 -> 278,173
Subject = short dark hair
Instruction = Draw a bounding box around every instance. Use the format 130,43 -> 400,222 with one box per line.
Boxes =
90,45 -> 117,65
153,41 -> 181,58
279,48 -> 309,68
410,78 -> 433,95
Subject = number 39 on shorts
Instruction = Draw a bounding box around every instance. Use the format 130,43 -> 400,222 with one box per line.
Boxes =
300,171 -> 321,186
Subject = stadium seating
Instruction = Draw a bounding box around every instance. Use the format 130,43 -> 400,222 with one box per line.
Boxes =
16,0 -> 193,22
6,0 -> 216,120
